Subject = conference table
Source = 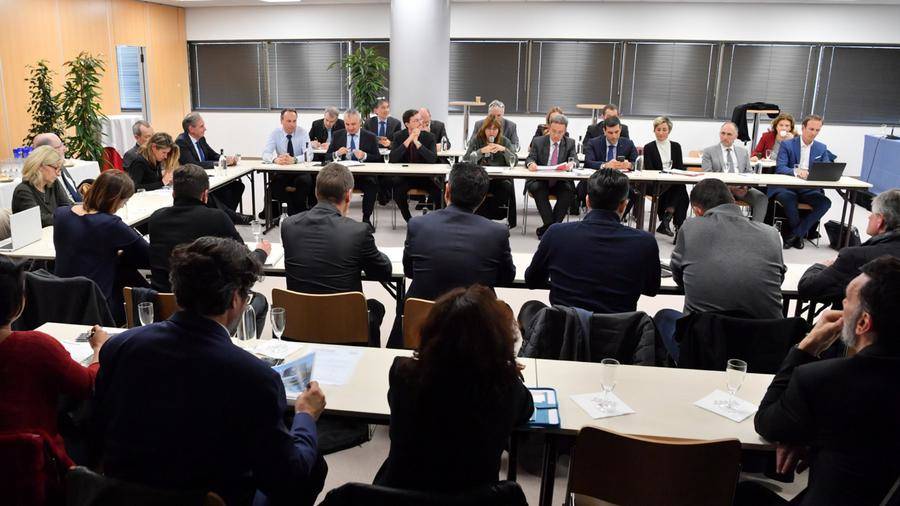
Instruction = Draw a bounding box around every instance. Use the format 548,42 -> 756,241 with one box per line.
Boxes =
39,321 -> 775,506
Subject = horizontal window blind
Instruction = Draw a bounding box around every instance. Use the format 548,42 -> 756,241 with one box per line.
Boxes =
622,42 -> 718,118
115,45 -> 143,112
190,42 -> 267,109
528,41 -> 618,115
449,41 -> 526,114
816,46 -> 900,124
268,41 -> 348,110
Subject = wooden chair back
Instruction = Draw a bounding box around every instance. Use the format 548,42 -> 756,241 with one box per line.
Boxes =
402,298 -> 435,349
568,427 -> 741,506
271,288 -> 369,344
123,287 -> 180,328
688,149 -> 703,158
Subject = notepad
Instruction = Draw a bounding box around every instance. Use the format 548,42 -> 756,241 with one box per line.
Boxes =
61,341 -> 94,364
528,387 -> 561,428
309,346 -> 363,386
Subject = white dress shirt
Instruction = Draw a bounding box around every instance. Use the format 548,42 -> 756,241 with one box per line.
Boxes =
720,144 -> 738,173
262,127 -> 311,163
800,139 -> 813,169
342,131 -> 367,161
656,140 -> 671,167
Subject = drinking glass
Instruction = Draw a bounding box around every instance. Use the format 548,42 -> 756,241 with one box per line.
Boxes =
508,152 -> 517,170
251,220 -> 262,244
138,302 -> 153,326
235,304 -> 256,341
383,152 -> 390,165
593,358 -> 620,412
792,163 -> 801,177
717,358 -> 748,410
567,156 -> 576,170
765,149 -> 772,160
663,160 -> 673,172
271,307 -> 286,340
333,151 -> 341,163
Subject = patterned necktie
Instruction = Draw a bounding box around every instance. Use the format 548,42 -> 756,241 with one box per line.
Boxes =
606,143 -> 616,162
726,148 -> 735,173
549,142 -> 559,165
286,134 -> 294,157
349,134 -> 357,161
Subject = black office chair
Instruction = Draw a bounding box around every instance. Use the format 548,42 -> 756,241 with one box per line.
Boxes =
66,466 -> 223,506
319,481 -> 527,506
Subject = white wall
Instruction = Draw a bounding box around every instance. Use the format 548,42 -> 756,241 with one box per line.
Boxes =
186,1 -> 900,175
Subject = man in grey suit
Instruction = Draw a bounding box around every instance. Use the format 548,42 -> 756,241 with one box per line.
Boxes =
470,99 -> 519,148
701,122 -> 768,222
525,114 -> 578,237
655,179 -> 785,361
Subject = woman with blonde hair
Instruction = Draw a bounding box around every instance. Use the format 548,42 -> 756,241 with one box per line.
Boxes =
54,170 -> 149,324
11,145 -> 71,227
126,132 -> 179,191
753,113 -> 797,160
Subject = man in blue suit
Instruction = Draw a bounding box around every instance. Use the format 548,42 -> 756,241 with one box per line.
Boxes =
90,237 -> 327,506
772,114 -> 835,249
525,168 -> 660,314
579,117 -> 639,215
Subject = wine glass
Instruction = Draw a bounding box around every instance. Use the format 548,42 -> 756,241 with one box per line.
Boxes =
271,307 -> 286,341
382,151 -> 390,165
251,220 -> 262,245
333,151 -> 341,163
663,160 -> 673,173
594,358 -> 619,412
715,359 -> 748,410
567,156 -> 576,171
448,156 -> 457,168
138,302 -> 153,326
508,152 -> 517,170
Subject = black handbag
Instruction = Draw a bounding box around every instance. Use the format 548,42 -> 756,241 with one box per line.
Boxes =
825,219 -> 861,250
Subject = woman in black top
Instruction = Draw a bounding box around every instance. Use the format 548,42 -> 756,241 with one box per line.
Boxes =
375,285 -> 534,493
11,146 -> 71,227
126,132 -> 179,191
642,116 -> 689,236
464,115 -> 518,228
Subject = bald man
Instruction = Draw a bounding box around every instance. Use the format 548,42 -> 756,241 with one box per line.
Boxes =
419,108 -> 449,149
700,122 -> 768,222
32,133 -> 82,203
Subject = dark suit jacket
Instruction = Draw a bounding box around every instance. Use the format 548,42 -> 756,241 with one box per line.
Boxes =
525,135 -> 578,168
426,120 -> 450,148
798,230 -> 900,304
147,197 -> 265,292
89,311 -> 321,506
525,209 -> 660,313
364,116 -> 401,139
642,140 -> 685,171
374,356 -> 533,492
390,129 -> 438,164
122,143 -> 142,170
281,202 -> 391,294
125,155 -> 165,191
584,136 -> 638,170
754,344 -> 900,505
308,118 -> 345,144
175,132 -> 220,170
325,128 -> 381,163
403,205 -> 515,300
583,121 -> 630,149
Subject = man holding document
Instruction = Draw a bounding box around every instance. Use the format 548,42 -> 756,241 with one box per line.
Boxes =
525,113 -> 578,238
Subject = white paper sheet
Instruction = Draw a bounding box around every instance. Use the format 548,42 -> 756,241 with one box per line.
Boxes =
309,346 -> 364,385
485,167 -> 507,174
535,164 -> 569,172
571,392 -> 636,419
254,339 -> 304,360
694,389 -> 758,422
573,168 -> 596,176
61,341 -> 94,364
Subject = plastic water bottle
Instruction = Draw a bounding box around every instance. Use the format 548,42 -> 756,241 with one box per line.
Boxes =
576,136 -> 583,156
217,149 -> 226,176
279,202 -> 289,227
441,135 -> 449,152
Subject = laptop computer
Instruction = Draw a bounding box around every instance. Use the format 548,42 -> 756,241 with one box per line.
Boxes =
0,207 -> 42,251
807,162 -> 846,182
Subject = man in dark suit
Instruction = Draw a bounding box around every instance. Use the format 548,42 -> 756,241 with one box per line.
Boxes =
419,107 -> 449,149
525,169 -> 660,314
175,112 -> 247,222
748,256 -> 900,506
582,104 -> 630,150
525,113 -> 578,237
308,107 -> 345,163
122,120 -> 153,170
324,109 -> 381,226
387,109 -> 442,223
580,116 -> 638,213
89,236 -> 328,506
364,97 -> 401,149
282,163 -> 392,347
147,164 -> 269,335
799,189 -> 900,306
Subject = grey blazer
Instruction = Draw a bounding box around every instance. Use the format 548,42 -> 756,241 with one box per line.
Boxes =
526,135 -> 578,168
701,144 -> 752,173
470,118 -> 519,148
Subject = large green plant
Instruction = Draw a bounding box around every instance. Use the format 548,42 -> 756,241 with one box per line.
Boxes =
330,47 -> 388,117
23,60 -> 64,145
61,52 -> 107,162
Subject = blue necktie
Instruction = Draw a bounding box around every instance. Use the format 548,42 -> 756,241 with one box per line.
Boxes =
349,134 -> 357,161
606,143 -> 616,162
196,142 -> 205,162
61,174 -> 80,203
379,121 -> 386,138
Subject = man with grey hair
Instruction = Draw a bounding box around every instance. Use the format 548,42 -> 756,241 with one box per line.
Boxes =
470,99 -> 519,148
123,120 -> 154,170
325,109 -> 381,225
525,113 -> 577,237
701,121 -> 769,222
799,188 -> 900,305
32,132 -> 81,203
309,106 -> 345,162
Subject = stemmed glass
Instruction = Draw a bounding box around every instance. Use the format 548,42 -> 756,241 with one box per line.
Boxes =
508,149 -> 518,170
593,358 -> 620,412
138,302 -> 153,326
663,160 -> 673,173
717,359 -> 748,410
333,151 -> 342,163
251,220 -> 262,245
382,151 -> 390,165
271,307 -> 286,341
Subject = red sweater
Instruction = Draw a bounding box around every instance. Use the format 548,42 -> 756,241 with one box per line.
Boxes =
753,130 -> 777,159
0,331 -> 98,466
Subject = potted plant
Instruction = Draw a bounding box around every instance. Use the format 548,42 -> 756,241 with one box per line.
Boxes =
23,60 -> 64,146
61,52 -> 107,163
330,46 -> 388,117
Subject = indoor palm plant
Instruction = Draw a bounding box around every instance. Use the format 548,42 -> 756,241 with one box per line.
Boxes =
61,52 -> 107,162
23,60 -> 64,145
330,46 -> 388,117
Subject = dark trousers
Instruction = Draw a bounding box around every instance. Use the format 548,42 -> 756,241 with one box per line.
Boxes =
653,308 -> 683,364
271,173 -> 316,215
250,291 -> 268,339
214,180 -> 245,211
387,176 -> 443,222
252,453 -> 328,506
526,179 -> 574,228
770,188 -> 831,238
657,184 -> 689,228
476,178 -> 517,227
366,298 -> 385,347
355,176 -> 379,223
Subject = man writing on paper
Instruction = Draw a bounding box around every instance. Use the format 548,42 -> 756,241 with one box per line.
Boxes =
525,113 -> 578,238
700,122 -> 769,223
309,107 -> 344,162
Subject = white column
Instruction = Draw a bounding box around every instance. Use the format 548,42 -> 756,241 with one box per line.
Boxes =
389,0 -> 450,124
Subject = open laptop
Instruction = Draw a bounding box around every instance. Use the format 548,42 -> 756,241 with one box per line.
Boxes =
0,207 -> 42,251
807,162 -> 846,182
